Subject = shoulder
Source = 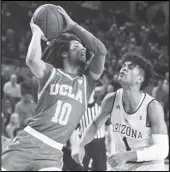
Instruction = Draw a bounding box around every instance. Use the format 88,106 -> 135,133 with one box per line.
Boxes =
148,99 -> 164,120
148,99 -> 164,112
101,92 -> 116,112
103,92 -> 116,104
4,82 -> 10,87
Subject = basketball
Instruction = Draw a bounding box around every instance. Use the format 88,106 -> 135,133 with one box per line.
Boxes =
32,4 -> 65,40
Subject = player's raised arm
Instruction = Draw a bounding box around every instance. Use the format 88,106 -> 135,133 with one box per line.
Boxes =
72,93 -> 115,165
57,6 -> 107,80
26,19 -> 47,79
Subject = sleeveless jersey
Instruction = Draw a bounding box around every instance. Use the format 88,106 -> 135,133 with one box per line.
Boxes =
111,88 -> 155,153
28,63 -> 95,145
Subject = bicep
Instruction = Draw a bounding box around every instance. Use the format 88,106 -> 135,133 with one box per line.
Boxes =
26,59 -> 46,79
148,100 -> 168,135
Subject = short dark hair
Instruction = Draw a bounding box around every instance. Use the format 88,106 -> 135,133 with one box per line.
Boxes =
122,52 -> 153,90
42,33 -> 81,69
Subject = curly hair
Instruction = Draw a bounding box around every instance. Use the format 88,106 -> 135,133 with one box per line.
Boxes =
41,33 -> 81,69
122,52 -> 153,90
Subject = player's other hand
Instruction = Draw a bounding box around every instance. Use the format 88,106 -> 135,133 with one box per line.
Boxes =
71,144 -> 85,166
108,152 -> 129,168
56,6 -> 76,32
30,18 -> 47,41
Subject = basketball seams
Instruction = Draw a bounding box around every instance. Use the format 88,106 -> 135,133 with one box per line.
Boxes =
45,9 -> 48,38
33,6 -> 45,25
49,5 -> 59,38
33,4 -> 64,40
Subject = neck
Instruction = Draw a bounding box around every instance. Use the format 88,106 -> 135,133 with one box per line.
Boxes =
122,87 -> 143,106
63,61 -> 80,75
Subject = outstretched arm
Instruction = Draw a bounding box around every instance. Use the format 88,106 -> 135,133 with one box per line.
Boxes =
72,93 -> 115,165
79,93 -> 115,147
57,6 -> 107,80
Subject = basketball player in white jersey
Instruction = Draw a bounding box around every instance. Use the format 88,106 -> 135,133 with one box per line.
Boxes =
73,52 -> 169,171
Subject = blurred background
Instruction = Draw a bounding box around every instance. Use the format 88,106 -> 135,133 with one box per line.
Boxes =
1,1 -> 169,170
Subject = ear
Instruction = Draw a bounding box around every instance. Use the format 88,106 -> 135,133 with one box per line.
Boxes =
137,75 -> 144,84
62,52 -> 68,58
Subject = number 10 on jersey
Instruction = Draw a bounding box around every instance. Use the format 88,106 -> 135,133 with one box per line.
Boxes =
52,100 -> 72,125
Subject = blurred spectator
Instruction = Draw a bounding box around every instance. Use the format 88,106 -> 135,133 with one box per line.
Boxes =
15,92 -> 36,129
6,113 -> 20,139
152,78 -> 168,107
165,72 -> 169,81
153,6 -> 166,26
3,74 -> 21,111
1,66 -> 11,98
3,74 -> 21,98
2,113 -> 8,137
1,95 -> 13,126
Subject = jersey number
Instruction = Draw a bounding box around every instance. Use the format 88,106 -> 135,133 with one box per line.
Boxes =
123,137 -> 131,151
52,100 -> 72,125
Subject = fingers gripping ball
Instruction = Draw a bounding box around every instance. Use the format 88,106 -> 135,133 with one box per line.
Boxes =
32,4 -> 65,40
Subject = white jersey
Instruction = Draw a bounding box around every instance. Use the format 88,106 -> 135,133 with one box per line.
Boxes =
111,88 -> 155,153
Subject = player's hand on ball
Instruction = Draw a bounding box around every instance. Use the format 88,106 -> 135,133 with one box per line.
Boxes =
71,145 -> 85,166
108,152 -> 129,168
30,18 -> 47,41
56,6 -> 76,32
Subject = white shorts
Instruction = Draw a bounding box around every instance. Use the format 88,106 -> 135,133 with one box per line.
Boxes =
107,161 -> 165,171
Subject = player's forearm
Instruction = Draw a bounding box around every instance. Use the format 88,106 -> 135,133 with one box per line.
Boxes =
126,134 -> 169,162
26,33 -> 42,64
79,121 -> 98,147
70,130 -> 79,149
71,23 -> 107,56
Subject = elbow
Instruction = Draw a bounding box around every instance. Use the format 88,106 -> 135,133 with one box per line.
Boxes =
26,58 -> 37,67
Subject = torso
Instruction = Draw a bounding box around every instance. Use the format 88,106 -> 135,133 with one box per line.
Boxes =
28,64 -> 95,145
110,88 -> 155,153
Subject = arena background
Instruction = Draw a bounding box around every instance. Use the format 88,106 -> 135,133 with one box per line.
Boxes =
1,1 -> 169,171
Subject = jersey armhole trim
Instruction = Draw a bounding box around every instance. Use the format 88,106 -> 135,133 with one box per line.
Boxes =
109,91 -> 117,121
146,98 -> 155,127
38,68 -> 56,100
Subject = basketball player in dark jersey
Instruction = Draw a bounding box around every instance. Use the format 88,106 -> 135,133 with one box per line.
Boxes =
1,6 -> 107,171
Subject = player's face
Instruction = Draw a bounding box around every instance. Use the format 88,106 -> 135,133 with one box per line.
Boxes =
118,61 -> 144,87
68,40 -> 86,65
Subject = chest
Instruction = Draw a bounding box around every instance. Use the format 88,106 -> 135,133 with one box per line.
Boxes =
48,75 -> 85,104
111,103 -> 147,130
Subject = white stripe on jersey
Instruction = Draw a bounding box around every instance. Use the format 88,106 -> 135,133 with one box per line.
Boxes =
38,68 -> 56,100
